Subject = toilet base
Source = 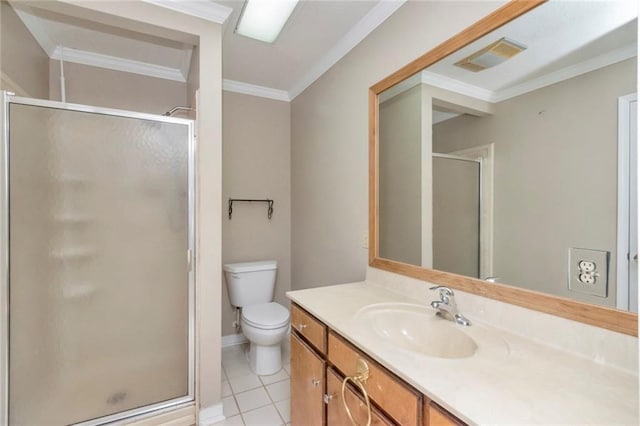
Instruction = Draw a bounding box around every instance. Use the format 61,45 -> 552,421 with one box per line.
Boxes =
248,343 -> 282,376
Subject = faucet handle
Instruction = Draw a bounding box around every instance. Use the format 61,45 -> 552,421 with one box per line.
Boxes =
429,286 -> 454,297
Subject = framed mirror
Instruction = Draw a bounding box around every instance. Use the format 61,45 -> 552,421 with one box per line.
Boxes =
369,0 -> 638,335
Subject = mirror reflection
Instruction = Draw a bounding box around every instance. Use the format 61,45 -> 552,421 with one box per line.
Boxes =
378,1 -> 638,312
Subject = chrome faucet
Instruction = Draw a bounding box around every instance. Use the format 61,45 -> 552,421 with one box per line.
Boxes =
429,286 -> 471,326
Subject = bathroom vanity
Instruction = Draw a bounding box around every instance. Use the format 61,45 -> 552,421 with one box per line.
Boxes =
289,300 -> 462,426
287,279 -> 638,425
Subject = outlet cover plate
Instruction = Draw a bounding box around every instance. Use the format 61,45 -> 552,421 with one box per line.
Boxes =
568,248 -> 609,297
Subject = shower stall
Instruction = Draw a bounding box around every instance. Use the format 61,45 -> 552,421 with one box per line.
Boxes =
0,92 -> 195,425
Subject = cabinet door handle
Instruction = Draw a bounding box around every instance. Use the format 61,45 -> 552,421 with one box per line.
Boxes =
324,393 -> 334,404
311,379 -> 320,387
298,324 -> 308,330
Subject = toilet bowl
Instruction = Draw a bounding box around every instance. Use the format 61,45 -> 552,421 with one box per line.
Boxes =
223,261 -> 290,375
240,302 -> 290,375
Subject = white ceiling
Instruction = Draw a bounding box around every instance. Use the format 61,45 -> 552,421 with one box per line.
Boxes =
423,0 -> 638,102
381,0 -> 637,118
11,1 -> 638,104
219,0 -> 375,91
10,0 -> 404,101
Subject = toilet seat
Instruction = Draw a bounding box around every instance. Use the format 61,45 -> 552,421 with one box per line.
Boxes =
242,302 -> 289,330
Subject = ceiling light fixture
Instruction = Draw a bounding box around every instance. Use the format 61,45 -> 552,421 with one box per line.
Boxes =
455,37 -> 527,72
235,0 -> 299,43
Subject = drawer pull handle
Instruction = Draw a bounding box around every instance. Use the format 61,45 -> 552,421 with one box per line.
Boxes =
311,379 -> 320,387
298,324 -> 308,330
341,359 -> 371,426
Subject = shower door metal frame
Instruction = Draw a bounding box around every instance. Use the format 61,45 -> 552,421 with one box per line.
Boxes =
0,91 -> 197,426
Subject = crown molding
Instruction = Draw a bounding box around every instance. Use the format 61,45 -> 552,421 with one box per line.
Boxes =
141,0 -> 232,25
12,6 -> 57,56
223,79 -> 290,102
378,73 -> 420,103
288,0 -> 406,100
493,43 -> 637,102
13,4 -> 189,82
388,43 -> 638,105
52,47 -> 186,82
421,71 -> 494,102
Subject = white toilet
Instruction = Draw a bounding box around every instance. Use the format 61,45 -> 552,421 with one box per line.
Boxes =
223,260 -> 290,375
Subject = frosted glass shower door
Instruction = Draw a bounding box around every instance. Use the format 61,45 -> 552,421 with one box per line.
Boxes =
6,100 -> 194,425
432,156 -> 481,278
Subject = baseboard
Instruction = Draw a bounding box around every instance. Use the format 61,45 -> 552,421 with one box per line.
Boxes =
198,403 -> 224,426
221,333 -> 248,348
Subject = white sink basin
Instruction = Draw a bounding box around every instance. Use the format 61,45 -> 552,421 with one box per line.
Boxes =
354,303 -> 484,359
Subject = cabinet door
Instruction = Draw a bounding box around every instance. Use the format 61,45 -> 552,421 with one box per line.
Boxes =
427,402 -> 465,426
291,333 -> 325,426
326,368 -> 393,426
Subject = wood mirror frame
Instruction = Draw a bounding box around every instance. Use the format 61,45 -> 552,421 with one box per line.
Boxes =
368,0 -> 638,336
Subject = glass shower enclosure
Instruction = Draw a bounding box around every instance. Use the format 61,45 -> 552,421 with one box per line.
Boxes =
0,92 -> 195,425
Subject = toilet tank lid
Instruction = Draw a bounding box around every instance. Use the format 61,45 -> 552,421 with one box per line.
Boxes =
224,260 -> 277,273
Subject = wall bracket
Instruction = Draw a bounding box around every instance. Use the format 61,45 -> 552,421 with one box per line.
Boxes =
228,198 -> 274,220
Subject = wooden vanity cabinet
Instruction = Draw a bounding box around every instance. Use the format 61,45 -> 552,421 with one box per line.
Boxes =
290,303 -> 466,426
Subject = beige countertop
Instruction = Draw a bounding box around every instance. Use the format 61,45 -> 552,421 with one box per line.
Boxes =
287,281 -> 639,426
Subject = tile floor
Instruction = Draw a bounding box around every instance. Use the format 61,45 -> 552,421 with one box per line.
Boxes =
214,343 -> 291,426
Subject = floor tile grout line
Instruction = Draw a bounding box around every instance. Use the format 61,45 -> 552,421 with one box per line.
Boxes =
222,343 -> 291,425
263,381 -> 287,425
230,382 -> 243,421
237,409 -> 247,426
234,380 -> 287,425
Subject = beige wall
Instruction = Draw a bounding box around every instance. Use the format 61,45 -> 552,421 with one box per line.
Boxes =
49,61 -> 187,115
379,85 -> 422,265
221,91 -> 291,336
291,1 -> 503,290
0,1 -> 49,98
433,58 -> 637,307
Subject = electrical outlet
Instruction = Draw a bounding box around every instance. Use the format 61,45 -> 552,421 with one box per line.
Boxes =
577,259 -> 599,285
362,232 -> 369,249
568,248 -> 609,297
578,260 -> 596,273
579,272 -> 595,285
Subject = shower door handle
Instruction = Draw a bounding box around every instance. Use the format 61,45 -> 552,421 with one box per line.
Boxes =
187,249 -> 193,270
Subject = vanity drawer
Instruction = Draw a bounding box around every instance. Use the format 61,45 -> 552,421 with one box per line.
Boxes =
328,331 -> 421,425
326,367 -> 394,426
291,304 -> 326,354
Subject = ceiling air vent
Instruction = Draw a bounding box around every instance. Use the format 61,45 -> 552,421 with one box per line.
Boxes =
454,37 -> 527,72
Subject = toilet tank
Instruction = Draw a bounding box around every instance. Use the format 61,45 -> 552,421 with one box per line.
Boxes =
223,260 -> 278,307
